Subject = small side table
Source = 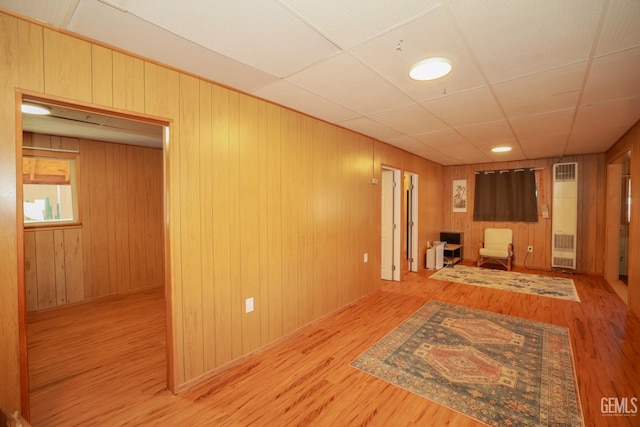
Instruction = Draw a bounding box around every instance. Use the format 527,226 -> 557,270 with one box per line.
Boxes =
443,243 -> 463,267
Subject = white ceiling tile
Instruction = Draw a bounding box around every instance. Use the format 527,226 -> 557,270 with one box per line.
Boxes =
0,0 -> 79,27
368,104 -> 447,135
277,0 -> 442,49
595,0 -> 640,56
510,110 -> 575,139
582,47 -> 640,104
104,0 -> 339,78
68,0 -> 278,93
384,135 -> 430,155
415,131 -> 493,164
338,116 -> 403,141
447,147 -> 494,165
520,134 -> 570,159
351,5 -> 486,102
568,97 -> 640,153
566,128 -> 623,154
455,120 -> 517,145
449,0 -> 604,83
251,80 -> 359,123
574,96 -> 640,133
423,87 -> 504,127
494,63 -> 586,118
287,53 -> 414,115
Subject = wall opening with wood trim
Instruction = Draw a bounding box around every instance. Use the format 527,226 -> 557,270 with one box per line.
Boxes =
22,132 -> 164,312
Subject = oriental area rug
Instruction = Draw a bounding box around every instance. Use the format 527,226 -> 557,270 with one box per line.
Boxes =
351,301 -> 584,426
430,265 -> 580,302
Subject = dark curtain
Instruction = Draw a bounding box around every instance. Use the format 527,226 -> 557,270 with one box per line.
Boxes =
473,169 -> 538,222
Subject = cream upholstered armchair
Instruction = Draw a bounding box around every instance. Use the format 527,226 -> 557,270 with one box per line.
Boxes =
477,228 -> 513,271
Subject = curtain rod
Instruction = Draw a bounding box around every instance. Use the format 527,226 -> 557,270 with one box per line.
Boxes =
23,145 -> 80,154
474,167 -> 544,174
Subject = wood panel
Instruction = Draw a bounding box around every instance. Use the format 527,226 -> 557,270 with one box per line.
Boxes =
178,73 -> 204,381
43,29 -> 92,102
91,44 -> 113,107
265,102 -> 283,343
442,155 -> 606,274
23,134 -> 163,312
198,80 -> 215,373
113,51 -> 144,111
210,84 -> 233,367
238,95 -> 261,354
17,20 -> 43,91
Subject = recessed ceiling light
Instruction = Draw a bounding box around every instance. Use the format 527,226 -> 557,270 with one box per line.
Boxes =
491,146 -> 512,153
409,57 -> 452,81
22,103 -> 50,115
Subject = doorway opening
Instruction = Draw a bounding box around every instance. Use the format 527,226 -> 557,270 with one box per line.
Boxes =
381,167 -> 401,281
17,94 -> 172,420
404,172 -> 419,273
620,159 -> 631,285
605,150 -> 631,304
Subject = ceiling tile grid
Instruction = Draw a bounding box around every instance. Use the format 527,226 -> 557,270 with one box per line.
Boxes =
594,0 -> 640,56
448,0 -> 604,84
349,5 -> 486,103
2,0 -> 640,166
277,0 -> 442,49
492,63 -> 586,118
286,52 -> 415,115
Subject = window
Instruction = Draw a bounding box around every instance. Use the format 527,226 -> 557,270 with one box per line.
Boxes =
23,150 -> 79,227
473,168 -> 538,222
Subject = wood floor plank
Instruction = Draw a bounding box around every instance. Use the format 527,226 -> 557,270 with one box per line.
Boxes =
28,265 -> 640,426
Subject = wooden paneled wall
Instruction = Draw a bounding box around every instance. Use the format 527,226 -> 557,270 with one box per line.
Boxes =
0,10 -> 445,413
607,120 -> 640,315
442,154 -> 607,274
22,133 -> 163,312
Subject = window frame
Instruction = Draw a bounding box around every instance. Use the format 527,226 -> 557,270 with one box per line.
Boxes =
22,148 -> 81,229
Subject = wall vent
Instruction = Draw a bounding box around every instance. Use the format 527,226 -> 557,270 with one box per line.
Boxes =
551,163 -> 578,269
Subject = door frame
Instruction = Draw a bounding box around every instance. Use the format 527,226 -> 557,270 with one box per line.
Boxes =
405,172 -> 419,272
604,150 -> 631,304
15,91 -> 175,417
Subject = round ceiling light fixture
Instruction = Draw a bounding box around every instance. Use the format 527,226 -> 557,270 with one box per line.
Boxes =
22,102 -> 51,115
409,57 -> 452,81
491,145 -> 512,153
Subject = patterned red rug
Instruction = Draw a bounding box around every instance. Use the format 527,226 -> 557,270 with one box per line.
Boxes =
351,301 -> 583,426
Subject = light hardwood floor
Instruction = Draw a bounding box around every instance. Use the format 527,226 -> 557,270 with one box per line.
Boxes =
28,265 -> 640,426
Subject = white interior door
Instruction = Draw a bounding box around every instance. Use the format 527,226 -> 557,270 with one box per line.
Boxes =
381,168 -> 401,281
406,173 -> 419,272
381,169 -> 394,280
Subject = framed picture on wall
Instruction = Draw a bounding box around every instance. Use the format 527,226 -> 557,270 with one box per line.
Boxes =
453,179 -> 467,212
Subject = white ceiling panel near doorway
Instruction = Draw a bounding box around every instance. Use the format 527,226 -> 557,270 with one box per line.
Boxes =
66,0 -> 279,93
102,0 -> 340,78
2,0 -> 640,165
1,0 -> 79,27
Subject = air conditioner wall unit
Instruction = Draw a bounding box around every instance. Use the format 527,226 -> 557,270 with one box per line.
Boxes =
551,162 -> 578,269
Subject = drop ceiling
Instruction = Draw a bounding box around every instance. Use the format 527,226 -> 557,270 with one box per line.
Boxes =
2,0 -> 640,165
